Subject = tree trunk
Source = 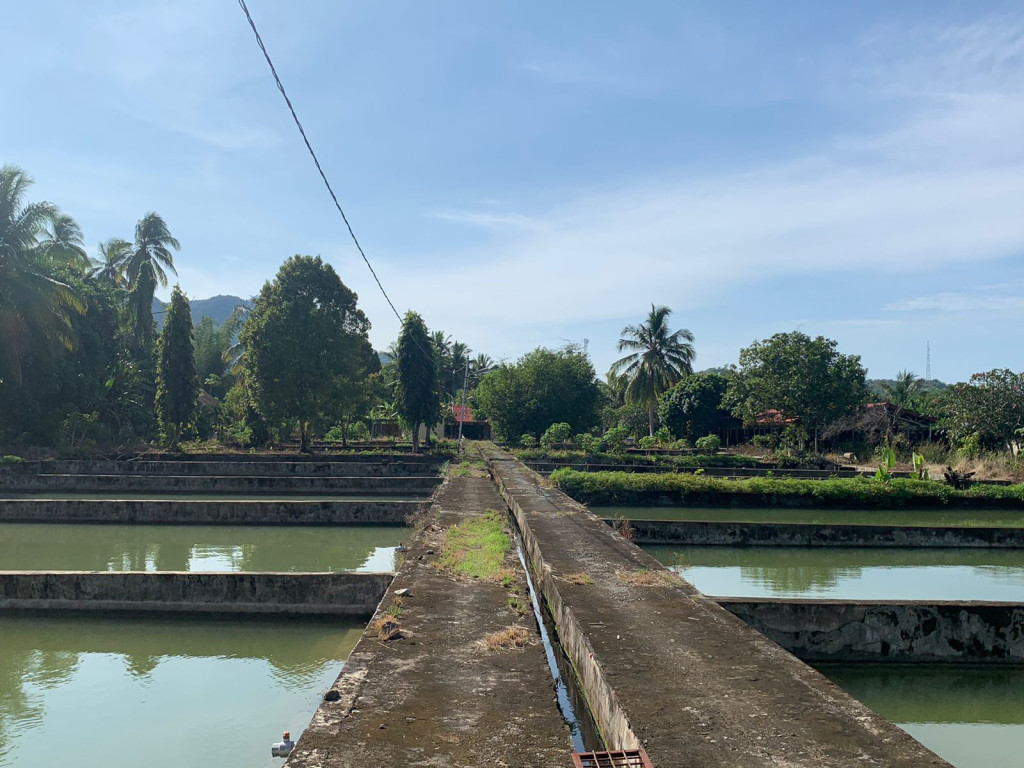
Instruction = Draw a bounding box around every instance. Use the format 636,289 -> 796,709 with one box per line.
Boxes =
411,422 -> 420,452
648,402 -> 655,437
300,421 -> 310,453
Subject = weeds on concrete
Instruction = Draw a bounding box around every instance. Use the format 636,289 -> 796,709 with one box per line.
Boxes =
437,510 -> 511,580
611,517 -> 635,541
386,597 -> 403,619
371,617 -> 402,641
616,568 -> 675,587
478,625 -> 531,651
563,571 -> 594,585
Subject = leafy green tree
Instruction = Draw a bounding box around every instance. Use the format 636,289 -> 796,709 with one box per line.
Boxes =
155,286 -> 198,448
659,372 -> 739,442
610,304 -> 695,436
193,308 -> 245,395
475,347 -> 600,441
330,336 -> 381,446
726,331 -> 867,452
941,369 -> 1024,454
240,256 -> 371,452
396,311 -> 440,451
0,165 -> 85,386
126,212 -> 179,356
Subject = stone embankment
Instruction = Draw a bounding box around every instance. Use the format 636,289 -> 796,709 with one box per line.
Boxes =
5,455 -> 443,476
716,598 -> 1024,663
484,444 -> 949,767
0,473 -> 440,495
0,498 -> 423,524
622,518 -> 1024,548
0,571 -> 392,615
285,463 -> 572,767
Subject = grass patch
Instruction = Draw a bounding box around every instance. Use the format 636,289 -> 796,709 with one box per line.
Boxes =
478,625 -> 531,651
616,568 -> 675,587
386,597 -> 403,619
437,509 -> 511,580
563,571 -> 593,585
551,469 -> 1024,509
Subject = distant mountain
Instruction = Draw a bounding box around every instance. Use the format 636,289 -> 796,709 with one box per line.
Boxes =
153,295 -> 250,329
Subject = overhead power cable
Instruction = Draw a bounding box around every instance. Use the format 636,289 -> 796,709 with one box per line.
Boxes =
236,0 -> 401,322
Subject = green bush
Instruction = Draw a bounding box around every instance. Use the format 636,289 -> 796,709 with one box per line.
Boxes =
1,455 -> 24,465
550,468 -> 1024,509
576,434 -> 602,454
519,434 -> 538,448
654,426 -> 674,445
540,422 -> 573,447
638,436 -> 658,449
602,426 -> 629,452
694,434 -> 721,452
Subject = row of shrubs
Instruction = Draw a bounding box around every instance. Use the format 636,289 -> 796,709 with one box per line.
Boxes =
517,422 -> 723,453
515,448 -> 762,469
549,469 -> 1024,509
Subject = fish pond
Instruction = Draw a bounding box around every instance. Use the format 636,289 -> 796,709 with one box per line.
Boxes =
819,664 -> 1024,768
644,545 -> 1024,600
0,523 -> 405,572
0,614 -> 362,768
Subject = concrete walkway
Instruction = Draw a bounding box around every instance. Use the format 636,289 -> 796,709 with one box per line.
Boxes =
286,464 -> 571,767
484,444 -> 950,767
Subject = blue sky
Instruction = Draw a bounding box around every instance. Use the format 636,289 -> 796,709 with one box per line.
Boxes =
6,1 -> 1024,382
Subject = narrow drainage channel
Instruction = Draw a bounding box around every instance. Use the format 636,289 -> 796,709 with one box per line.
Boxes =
513,529 -> 603,752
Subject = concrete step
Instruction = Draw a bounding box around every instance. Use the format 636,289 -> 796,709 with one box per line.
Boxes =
0,570 -> 392,616
0,474 -> 441,495
0,499 -> 424,525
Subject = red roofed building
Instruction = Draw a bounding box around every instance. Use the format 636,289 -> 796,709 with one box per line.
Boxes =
445,404 -> 491,440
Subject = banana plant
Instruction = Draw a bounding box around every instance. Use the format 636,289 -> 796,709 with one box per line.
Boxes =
875,446 -> 896,483
911,452 -> 930,481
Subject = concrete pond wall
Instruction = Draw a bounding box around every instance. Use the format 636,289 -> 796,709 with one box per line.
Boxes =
0,473 -> 440,495
621,518 -> 1024,548
0,499 -> 424,525
2,457 -> 444,477
0,571 -> 393,616
716,598 -> 1024,663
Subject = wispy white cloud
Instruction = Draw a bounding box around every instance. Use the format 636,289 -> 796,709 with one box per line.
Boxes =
885,291 -> 1024,314
382,17 -> 1024,348
431,210 -> 540,231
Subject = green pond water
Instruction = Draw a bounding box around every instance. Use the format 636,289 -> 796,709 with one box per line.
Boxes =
0,614 -> 361,768
597,505 -> 1024,527
644,545 -> 1024,600
818,664 -> 1024,768
0,523 -> 406,572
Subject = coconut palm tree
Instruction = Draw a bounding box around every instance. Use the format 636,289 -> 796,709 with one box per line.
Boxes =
610,304 -> 695,436
884,370 -> 924,410
125,212 -> 179,353
39,214 -> 88,271
0,165 -> 85,385
90,238 -> 132,288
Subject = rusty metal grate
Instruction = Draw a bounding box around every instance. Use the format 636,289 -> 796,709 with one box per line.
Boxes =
572,749 -> 653,768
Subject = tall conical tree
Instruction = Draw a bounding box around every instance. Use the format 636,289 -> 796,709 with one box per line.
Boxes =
396,311 -> 440,451
155,286 -> 198,449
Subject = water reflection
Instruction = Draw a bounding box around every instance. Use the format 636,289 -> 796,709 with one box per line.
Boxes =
645,546 -> 1024,600
0,615 -> 362,768
819,664 -> 1024,768
0,523 -> 405,572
